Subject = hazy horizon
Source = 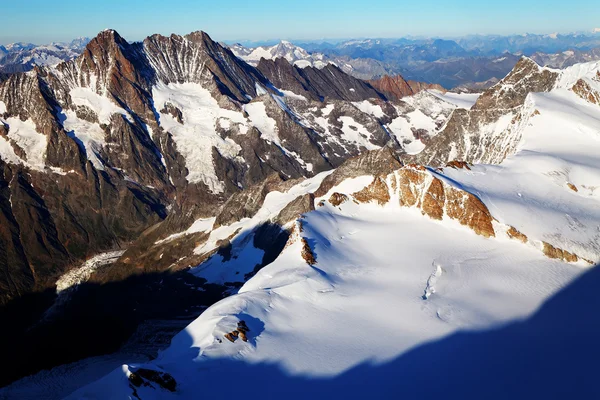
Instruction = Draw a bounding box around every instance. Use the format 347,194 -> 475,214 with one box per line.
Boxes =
1,0 -> 599,45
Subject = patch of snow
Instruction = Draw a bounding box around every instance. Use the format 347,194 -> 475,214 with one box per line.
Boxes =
59,108 -> 106,170
152,82 -> 247,193
352,100 -> 384,118
4,117 -> 47,168
338,116 -> 379,151
428,90 -> 480,109
69,87 -> 132,125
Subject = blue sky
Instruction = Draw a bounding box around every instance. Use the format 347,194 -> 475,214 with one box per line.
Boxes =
1,0 -> 599,45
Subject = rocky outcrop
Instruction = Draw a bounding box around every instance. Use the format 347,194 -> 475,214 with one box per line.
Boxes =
414,57 -> 559,167
392,166 -> 495,238
572,78 -> 600,105
274,193 -> 315,225
328,192 -> 349,207
301,238 -> 317,265
352,176 -> 390,205
542,242 -> 580,263
507,226 -> 528,243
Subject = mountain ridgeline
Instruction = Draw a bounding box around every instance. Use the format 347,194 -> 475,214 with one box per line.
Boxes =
0,29 -> 446,306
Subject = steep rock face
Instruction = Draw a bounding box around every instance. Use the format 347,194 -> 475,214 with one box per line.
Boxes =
391,166 -> 495,238
0,160 -> 165,304
414,57 -> 559,166
368,75 -> 446,101
257,59 -> 385,102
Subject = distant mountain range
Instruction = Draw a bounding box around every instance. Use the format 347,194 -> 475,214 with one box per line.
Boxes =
228,32 -> 600,89
3,32 -> 600,89
0,37 -> 90,73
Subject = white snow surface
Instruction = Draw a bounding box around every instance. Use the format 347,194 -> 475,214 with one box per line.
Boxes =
59,109 -> 107,169
1,117 -> 47,168
231,41 -> 330,69
70,171 -> 588,399
428,90 -> 480,109
152,82 -> 247,193
69,87 -> 131,125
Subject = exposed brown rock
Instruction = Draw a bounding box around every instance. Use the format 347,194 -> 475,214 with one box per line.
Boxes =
421,177 -> 445,220
542,242 -> 579,263
301,238 -> 317,264
507,226 -> 528,243
328,192 -> 349,207
445,160 -> 472,170
567,182 -> 579,192
224,332 -> 235,343
368,74 -> 445,101
445,189 -> 495,238
397,166 -> 427,207
352,176 -> 390,205
572,79 -> 600,105
395,166 -> 495,238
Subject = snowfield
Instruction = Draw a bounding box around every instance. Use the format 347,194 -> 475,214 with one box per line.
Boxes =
68,175 -> 589,399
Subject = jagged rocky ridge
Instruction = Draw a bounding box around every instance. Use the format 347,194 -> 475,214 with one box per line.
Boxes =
0,29 -> 459,305
414,57 -> 600,166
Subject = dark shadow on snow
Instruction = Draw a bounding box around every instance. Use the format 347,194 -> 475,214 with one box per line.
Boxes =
126,263 -> 600,400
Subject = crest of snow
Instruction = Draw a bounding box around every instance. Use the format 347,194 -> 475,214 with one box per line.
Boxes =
593,28 -> 600,33
0,100 -> 6,114
428,90 -> 480,109
70,87 -> 132,125
59,108 -> 106,170
152,82 -> 247,193
352,100 -> 384,118
4,117 -> 47,168
562,50 -> 575,57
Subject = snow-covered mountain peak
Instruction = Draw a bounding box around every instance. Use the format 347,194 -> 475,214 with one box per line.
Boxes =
229,41 -> 331,69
